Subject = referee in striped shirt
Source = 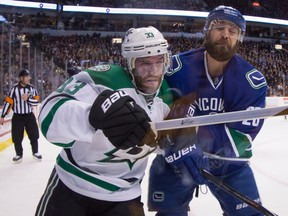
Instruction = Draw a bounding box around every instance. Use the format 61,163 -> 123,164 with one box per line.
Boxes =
0,69 -> 42,163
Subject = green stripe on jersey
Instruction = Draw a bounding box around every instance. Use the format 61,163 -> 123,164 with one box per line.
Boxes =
41,98 -> 73,137
57,155 -> 120,192
159,79 -> 173,106
229,128 -> 253,158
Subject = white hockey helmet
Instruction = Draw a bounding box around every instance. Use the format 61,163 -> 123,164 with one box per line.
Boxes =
122,26 -> 170,74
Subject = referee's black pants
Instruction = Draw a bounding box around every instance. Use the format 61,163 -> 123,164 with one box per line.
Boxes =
12,113 -> 39,156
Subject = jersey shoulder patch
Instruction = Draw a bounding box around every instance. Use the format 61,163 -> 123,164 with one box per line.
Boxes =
167,48 -> 204,76
245,69 -> 267,89
88,65 -> 111,72
85,65 -> 134,90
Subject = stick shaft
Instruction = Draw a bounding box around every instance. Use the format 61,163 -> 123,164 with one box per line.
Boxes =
153,105 -> 288,131
201,170 -> 278,216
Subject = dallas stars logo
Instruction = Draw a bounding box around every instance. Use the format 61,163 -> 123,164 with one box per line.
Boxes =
98,145 -> 156,170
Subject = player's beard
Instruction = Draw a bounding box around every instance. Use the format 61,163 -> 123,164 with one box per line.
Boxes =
133,73 -> 162,95
204,37 -> 239,62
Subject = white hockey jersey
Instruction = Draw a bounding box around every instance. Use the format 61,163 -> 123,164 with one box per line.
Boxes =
38,65 -> 172,202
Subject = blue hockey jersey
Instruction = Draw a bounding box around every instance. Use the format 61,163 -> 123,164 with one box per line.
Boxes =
165,48 -> 267,159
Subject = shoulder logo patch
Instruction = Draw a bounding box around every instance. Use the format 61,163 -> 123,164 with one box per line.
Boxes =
89,65 -> 111,72
166,55 -> 182,76
246,69 -> 267,89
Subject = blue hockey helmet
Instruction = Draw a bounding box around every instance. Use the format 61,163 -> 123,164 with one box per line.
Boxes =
203,5 -> 246,42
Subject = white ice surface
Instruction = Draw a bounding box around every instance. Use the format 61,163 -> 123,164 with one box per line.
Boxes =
0,117 -> 287,216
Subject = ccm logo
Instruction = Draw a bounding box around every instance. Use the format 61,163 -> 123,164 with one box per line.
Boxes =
101,91 -> 128,113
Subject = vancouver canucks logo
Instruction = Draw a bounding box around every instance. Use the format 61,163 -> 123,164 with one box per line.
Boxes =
98,145 -> 156,169
166,55 -> 181,76
246,69 -> 267,89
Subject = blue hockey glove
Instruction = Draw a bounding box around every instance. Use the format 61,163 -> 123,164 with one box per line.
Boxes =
89,90 -> 156,149
162,127 -> 209,185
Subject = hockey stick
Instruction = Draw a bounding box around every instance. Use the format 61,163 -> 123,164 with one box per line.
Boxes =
201,170 -> 278,216
152,105 -> 288,131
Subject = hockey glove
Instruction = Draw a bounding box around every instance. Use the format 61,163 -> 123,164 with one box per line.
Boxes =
162,127 -> 209,185
89,89 -> 156,149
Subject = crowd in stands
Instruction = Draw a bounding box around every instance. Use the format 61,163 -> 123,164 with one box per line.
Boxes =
19,0 -> 288,20
1,33 -> 287,101
2,3 -> 286,40
1,1 -> 288,100
1,0 -> 287,41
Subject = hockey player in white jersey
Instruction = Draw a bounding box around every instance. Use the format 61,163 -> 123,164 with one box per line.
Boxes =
35,26 -> 172,216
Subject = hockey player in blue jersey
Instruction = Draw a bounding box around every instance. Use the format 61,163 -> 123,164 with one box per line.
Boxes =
148,5 -> 268,216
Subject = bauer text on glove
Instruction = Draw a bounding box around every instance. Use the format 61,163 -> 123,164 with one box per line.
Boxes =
89,90 -> 156,149
164,142 -> 209,185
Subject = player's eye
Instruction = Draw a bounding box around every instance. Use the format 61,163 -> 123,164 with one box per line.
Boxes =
211,25 -> 239,35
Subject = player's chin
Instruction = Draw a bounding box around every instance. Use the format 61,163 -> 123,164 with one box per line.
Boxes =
142,82 -> 160,94
215,44 -> 230,51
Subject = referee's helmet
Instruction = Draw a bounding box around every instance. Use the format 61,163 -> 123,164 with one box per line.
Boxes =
18,69 -> 31,77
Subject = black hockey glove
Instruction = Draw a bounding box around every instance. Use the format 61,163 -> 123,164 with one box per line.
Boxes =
89,90 -> 156,149
161,127 -> 209,185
